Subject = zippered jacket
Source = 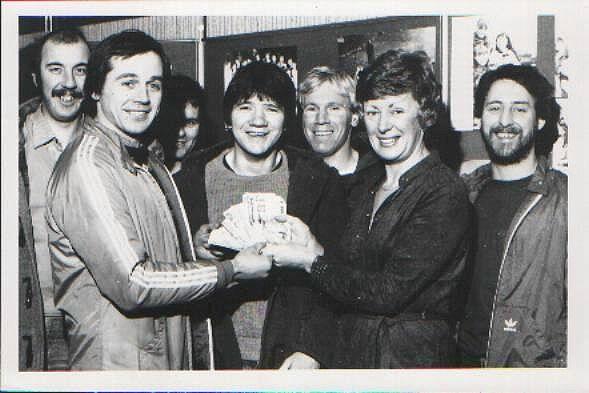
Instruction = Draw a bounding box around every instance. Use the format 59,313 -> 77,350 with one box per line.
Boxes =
461,158 -> 567,367
46,117 -> 234,370
18,97 -> 46,370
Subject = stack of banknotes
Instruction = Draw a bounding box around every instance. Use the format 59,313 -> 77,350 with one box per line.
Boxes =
208,193 -> 291,251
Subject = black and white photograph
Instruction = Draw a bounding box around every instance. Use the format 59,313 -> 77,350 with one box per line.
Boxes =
1,2 -> 586,392
337,25 -> 436,80
224,46 -> 297,90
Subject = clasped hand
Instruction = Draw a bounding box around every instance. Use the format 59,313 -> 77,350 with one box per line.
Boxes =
261,215 -> 324,273
193,216 -> 323,278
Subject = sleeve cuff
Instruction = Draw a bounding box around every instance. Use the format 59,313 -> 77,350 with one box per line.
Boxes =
310,256 -> 329,287
215,260 -> 235,288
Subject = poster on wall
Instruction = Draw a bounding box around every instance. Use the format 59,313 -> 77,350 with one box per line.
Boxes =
450,15 -> 538,131
337,26 -> 436,80
223,46 -> 298,91
553,15 -> 570,173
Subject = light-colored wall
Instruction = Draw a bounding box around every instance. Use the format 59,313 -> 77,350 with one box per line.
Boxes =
19,16 -> 205,48
79,16 -> 204,42
206,16 -> 374,38
19,16 -> 375,48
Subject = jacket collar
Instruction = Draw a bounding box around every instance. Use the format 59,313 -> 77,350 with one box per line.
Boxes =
464,156 -> 552,201
86,117 -> 150,172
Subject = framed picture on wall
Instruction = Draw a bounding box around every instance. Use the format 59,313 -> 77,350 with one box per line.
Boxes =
337,26 -> 437,81
224,46 -> 298,91
449,15 -> 554,132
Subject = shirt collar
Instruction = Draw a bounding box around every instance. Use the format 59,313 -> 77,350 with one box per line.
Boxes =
466,156 -> 551,197
28,103 -> 84,149
361,151 -> 440,191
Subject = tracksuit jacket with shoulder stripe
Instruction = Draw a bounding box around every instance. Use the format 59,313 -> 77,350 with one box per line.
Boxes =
46,117 -> 233,370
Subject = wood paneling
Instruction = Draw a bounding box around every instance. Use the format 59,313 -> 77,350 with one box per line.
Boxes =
62,16 -> 204,41
206,16 -> 374,38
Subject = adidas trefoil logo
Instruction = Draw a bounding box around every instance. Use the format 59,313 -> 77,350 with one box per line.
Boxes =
503,318 -> 519,332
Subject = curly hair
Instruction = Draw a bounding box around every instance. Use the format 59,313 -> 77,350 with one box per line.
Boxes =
475,64 -> 560,156
356,49 -> 443,149
356,49 -> 442,131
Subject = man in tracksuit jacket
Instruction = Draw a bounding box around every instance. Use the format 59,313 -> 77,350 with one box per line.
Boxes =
46,30 -> 271,370
458,64 -> 567,368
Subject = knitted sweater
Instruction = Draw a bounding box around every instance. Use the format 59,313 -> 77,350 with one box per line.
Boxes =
205,149 -> 289,362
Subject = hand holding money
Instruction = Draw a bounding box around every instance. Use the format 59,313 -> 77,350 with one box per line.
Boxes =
231,243 -> 272,280
208,193 -> 290,250
194,223 -> 225,260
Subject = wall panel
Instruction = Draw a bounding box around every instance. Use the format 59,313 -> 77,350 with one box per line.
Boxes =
206,16 -> 374,38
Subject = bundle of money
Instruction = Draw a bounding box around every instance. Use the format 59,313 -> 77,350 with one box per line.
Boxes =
208,193 -> 290,250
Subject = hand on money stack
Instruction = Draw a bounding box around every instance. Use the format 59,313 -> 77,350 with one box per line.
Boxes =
208,193 -> 291,251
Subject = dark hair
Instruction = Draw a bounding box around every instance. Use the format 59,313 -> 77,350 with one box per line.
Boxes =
474,64 -> 560,156
223,61 -> 296,133
495,32 -> 513,52
31,28 -> 89,82
155,74 -> 208,166
356,49 -> 442,149
84,29 -> 171,116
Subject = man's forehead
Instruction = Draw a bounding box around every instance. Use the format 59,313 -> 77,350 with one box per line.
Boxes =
41,40 -> 89,63
305,82 -> 350,102
107,51 -> 163,77
485,78 -> 535,103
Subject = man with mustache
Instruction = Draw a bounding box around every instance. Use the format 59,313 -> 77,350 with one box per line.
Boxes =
457,64 -> 567,367
19,28 -> 90,370
45,30 -> 271,370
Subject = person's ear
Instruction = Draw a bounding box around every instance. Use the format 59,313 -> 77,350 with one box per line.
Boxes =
537,118 -> 546,130
224,123 -> 233,133
351,112 -> 360,127
31,73 -> 38,88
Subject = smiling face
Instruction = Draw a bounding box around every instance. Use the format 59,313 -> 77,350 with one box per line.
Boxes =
363,92 -> 425,163
302,82 -> 359,157
175,103 -> 200,160
481,78 -> 543,164
230,94 -> 284,158
93,51 -> 163,136
36,40 -> 89,123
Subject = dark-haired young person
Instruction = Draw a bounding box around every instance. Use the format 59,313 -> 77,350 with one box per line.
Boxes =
45,30 -> 271,370
262,50 -> 470,368
458,64 -> 566,368
175,61 -> 347,369
19,28 -> 90,370
153,74 -> 209,174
